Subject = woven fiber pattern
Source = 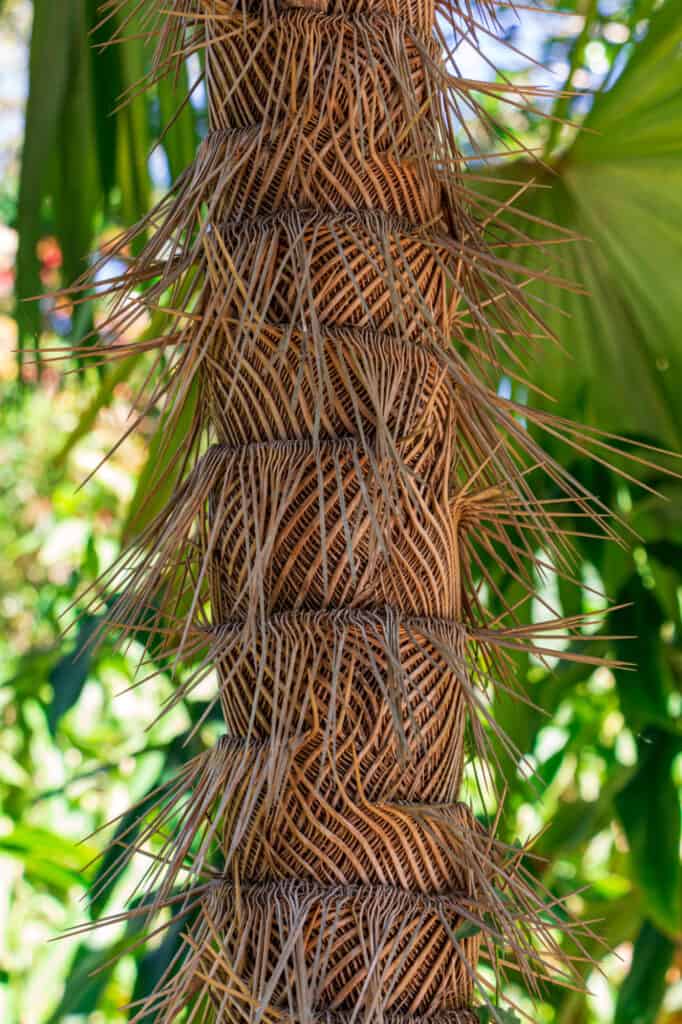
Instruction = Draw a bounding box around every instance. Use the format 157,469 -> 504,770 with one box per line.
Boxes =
71,0 -> 628,1019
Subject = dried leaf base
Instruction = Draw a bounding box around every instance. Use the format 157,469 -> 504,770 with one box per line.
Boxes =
72,0 -> 622,1019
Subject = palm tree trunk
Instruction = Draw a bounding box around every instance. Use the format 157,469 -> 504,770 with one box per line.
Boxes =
85,0 -> 599,1018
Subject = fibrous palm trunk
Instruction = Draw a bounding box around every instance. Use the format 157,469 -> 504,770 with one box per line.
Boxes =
80,0 -> 614,1018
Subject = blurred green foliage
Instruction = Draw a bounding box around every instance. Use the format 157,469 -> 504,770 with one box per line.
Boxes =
0,0 -> 680,1021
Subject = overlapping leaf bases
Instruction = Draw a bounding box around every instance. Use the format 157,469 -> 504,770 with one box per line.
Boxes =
65,0 -> 667,1018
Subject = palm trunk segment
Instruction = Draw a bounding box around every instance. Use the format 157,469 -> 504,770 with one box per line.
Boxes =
79,0 -> 612,1018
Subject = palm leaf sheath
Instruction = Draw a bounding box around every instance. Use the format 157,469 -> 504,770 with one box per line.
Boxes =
75,0 -> 630,1017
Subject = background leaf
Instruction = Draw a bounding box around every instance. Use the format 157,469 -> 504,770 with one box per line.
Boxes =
47,613 -> 101,735
480,0 -> 682,447
614,920 -> 675,1024
15,1 -> 79,351
615,728 -> 682,935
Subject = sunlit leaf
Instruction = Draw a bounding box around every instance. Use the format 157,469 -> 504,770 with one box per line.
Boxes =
1,824 -> 96,892
477,0 -> 682,447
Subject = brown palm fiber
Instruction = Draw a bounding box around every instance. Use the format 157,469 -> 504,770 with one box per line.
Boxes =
59,0 -> 677,1018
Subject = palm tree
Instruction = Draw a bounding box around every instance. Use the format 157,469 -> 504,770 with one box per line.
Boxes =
60,0 -> 670,1018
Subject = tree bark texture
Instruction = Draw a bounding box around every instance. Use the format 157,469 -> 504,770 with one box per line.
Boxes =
84,0 -> 605,1018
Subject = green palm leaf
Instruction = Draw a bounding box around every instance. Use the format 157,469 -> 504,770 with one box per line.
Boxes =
485,0 -> 682,447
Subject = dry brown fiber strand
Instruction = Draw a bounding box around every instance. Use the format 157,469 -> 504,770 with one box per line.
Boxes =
64,0 -> 675,1018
